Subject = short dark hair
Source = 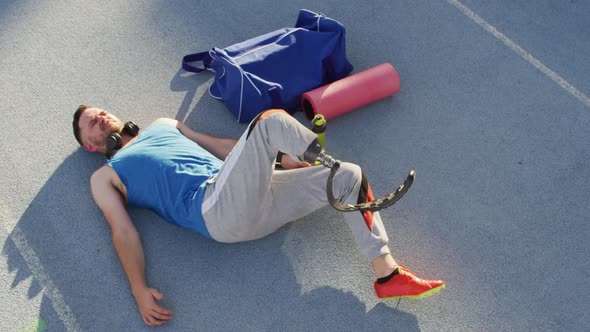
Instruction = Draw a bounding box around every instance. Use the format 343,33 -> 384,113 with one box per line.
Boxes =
73,104 -> 91,146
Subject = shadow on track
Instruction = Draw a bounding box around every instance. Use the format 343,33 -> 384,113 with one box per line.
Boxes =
3,122 -> 419,332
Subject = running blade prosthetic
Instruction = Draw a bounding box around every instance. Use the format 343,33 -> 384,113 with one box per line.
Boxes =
301,140 -> 415,213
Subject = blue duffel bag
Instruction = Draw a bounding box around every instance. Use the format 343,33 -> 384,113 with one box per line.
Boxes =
182,9 -> 353,122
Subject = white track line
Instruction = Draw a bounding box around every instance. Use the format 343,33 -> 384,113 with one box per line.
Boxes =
448,0 -> 590,108
2,5 -> 586,332
7,225 -> 82,332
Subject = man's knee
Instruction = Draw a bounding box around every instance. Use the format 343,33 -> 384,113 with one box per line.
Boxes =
258,109 -> 289,121
246,109 -> 290,139
336,162 -> 377,231
338,162 -> 362,180
334,162 -> 363,197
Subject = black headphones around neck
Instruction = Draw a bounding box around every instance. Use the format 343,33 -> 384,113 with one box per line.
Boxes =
105,121 -> 140,159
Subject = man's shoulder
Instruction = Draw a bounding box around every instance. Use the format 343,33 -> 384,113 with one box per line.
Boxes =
149,118 -> 178,128
91,165 -> 116,183
91,165 -> 125,191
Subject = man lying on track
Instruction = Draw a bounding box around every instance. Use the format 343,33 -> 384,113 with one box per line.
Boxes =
73,105 -> 445,326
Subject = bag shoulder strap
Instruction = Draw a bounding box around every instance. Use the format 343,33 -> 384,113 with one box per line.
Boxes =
182,51 -> 213,72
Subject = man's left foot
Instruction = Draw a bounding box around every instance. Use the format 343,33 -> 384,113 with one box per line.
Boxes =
374,265 -> 445,300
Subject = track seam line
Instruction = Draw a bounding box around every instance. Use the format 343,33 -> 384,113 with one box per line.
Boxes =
447,0 -> 590,108
7,225 -> 83,331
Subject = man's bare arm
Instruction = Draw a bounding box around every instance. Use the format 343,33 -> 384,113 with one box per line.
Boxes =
90,166 -> 172,326
176,121 -> 237,160
150,118 -> 237,160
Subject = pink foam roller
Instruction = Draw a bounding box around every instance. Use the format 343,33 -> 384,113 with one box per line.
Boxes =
302,63 -> 400,120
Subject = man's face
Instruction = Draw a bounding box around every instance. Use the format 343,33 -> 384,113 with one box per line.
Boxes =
78,107 -> 124,153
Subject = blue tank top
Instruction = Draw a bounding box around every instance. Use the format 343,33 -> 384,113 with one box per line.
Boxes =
107,123 -> 223,238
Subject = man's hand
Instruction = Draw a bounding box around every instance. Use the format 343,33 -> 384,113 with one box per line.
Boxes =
281,154 -> 311,170
134,287 -> 173,326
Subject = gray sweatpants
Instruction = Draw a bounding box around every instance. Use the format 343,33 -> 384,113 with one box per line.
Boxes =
201,110 -> 391,262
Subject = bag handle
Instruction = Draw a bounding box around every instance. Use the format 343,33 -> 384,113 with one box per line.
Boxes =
182,51 -> 213,73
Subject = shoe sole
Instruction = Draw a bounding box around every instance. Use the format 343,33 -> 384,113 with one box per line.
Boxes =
380,284 -> 445,300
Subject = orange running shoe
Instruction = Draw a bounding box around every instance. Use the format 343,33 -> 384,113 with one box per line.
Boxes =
374,265 -> 445,299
